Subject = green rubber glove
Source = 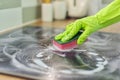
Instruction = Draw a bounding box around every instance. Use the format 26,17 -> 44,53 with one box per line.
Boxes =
55,0 -> 120,45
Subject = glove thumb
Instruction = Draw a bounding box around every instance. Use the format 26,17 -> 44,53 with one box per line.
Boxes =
77,29 -> 91,45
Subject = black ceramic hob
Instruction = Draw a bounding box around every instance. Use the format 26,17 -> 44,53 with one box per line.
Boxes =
0,26 -> 120,80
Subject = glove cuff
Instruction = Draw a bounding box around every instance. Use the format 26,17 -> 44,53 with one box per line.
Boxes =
95,0 -> 120,28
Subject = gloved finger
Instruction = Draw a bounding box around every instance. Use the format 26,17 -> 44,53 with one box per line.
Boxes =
61,22 -> 81,42
77,29 -> 91,45
55,33 -> 64,40
66,23 -> 73,30
55,24 -> 73,40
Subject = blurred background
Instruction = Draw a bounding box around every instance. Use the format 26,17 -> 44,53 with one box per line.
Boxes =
0,0 -> 113,31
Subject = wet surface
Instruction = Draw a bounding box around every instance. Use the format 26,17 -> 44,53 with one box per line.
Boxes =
0,26 -> 120,80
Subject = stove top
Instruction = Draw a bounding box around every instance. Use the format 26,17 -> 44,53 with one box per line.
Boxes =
0,26 -> 120,80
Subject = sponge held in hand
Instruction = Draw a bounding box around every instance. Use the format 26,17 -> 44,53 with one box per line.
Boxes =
53,32 -> 82,51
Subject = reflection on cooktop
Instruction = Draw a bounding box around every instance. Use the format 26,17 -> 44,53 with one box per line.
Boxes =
0,26 -> 120,80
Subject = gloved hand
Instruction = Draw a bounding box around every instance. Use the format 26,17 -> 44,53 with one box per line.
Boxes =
55,0 -> 120,45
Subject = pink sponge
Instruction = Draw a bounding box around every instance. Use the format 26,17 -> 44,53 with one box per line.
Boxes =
53,39 -> 78,51
53,32 -> 82,51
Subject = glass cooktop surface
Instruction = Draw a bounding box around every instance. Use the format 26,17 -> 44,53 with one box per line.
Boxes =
0,26 -> 120,80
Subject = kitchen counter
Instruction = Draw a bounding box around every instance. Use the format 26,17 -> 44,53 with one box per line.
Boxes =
33,19 -> 120,33
0,19 -> 120,80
